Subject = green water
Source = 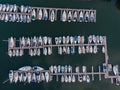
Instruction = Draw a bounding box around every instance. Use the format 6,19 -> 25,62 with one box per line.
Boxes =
0,0 -> 120,90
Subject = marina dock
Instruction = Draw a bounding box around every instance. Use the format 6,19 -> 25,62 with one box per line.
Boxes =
0,3 -> 96,23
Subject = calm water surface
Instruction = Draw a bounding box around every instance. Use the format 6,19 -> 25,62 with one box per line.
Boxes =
0,0 -> 120,90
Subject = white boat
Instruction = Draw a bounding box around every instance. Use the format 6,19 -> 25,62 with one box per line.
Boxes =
29,49 -> 33,56
58,37 -> 62,44
61,10 -> 67,22
78,75 -> 82,82
27,72 -> 31,83
62,36 -> 66,44
61,66 -> 65,73
84,11 -> 89,22
1,14 -> 5,21
61,75 -> 64,83
20,5 -> 24,12
74,35 -> 78,44
32,73 -> 36,82
90,11 -> 94,22
53,65 -> 57,73
72,75 -> 75,82
81,36 -> 84,43
86,75 -> 90,83
5,14 -> 8,22
8,50 -> 13,57
83,75 -> 86,81
100,36 -> 103,44
65,65 -> 68,73
48,37 -> 52,45
78,46 -> 82,54
9,5 -> 13,12
113,65 -> 119,75
19,49 -> 23,56
2,4 -> 6,12
12,50 -> 16,57
93,45 -> 97,54
55,37 -> 59,44
9,70 -> 13,83
14,72 -> 18,83
96,36 -> 100,44
38,9 -> 42,20
43,36 -> 48,45
37,49 -> 40,56
82,66 -> 86,73
43,47 -> 47,55
38,36 -> 42,46
23,72 -> 28,82
89,46 -> 93,53
18,72 -> 22,82
78,36 -> 81,44
45,72 -> 49,82
82,46 -> 85,54
6,4 -> 10,12
50,10 -> 55,22
43,9 -> 48,20
88,35 -> 92,43
67,11 -> 72,22
32,36 -> 37,46
0,4 -> 2,11
75,66 -> 79,73
68,75 -> 72,83
41,73 -> 45,81
26,15 -> 30,23
79,11 -> 83,22
12,14 -> 16,22
68,65 -> 72,73
65,75 -> 68,83
19,66 -> 32,71
20,14 -> 23,22
36,72 -> 40,83
16,49 -> 19,56
92,35 -> 96,43
21,36 -> 25,47
48,47 -> 52,55
33,49 -> 37,56
86,45 -> 89,53
73,11 -> 77,22
70,36 -> 74,44
102,46 -> 105,53
31,9 -> 36,21
50,65 -> 54,73
63,46 -> 66,54
13,4 -> 17,12
26,37 -> 30,46
66,36 -> 70,44
67,46 -> 70,54
57,65 -> 61,73
59,46 -> 62,55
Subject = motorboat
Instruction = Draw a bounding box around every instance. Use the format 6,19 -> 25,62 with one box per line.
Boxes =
65,75 -> 68,83
53,65 -> 57,73
16,49 -> 19,56
27,72 -> 31,83
66,36 -> 70,44
81,36 -> 84,44
68,65 -> 72,73
31,9 -> 36,21
32,73 -> 36,82
43,9 -> 48,20
82,66 -> 86,73
57,65 -> 61,73
50,10 -> 55,22
72,75 -> 75,82
45,72 -> 49,82
48,47 -> 52,55
58,37 -> 62,44
71,46 -> 75,55
60,66 -> 65,73
8,49 -> 13,57
43,36 -> 48,45
37,48 -> 41,56
92,35 -> 96,43
73,11 -> 77,22
67,10 -> 72,22
13,72 -> 18,83
55,37 -> 59,44
82,46 -> 85,54
9,70 -> 13,83
113,65 -> 119,75
20,5 -> 24,12
84,11 -> 89,22
78,46 -> 82,54
77,36 -> 81,44
88,35 -> 92,43
41,73 -> 45,81
78,75 -> 82,82
63,46 -> 67,54
90,11 -> 94,22
89,46 -> 93,53
38,9 -> 42,20
93,45 -> 97,54
67,46 -> 70,54
61,10 -> 67,22
58,46 -> 62,55
33,48 -> 37,56
75,66 -> 79,73
83,75 -> 86,81
13,4 -> 17,12
68,75 -> 72,83
74,35 -> 78,44
65,65 -> 68,73
62,36 -> 66,44
18,72 -> 22,82
36,72 -> 40,83
6,4 -> 10,12
70,36 -> 74,44
38,36 -> 42,46
102,46 -> 105,53
43,47 -> 47,56
61,75 -> 64,83
86,75 -> 90,83
79,11 -> 83,22
100,36 -> 103,44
